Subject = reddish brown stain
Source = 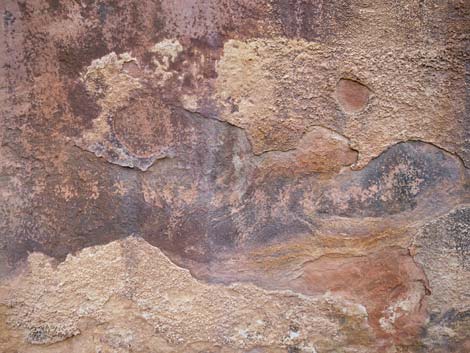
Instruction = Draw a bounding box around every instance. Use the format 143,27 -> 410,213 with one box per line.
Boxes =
295,249 -> 428,346
1,1 -> 469,351
336,78 -> 370,113
68,81 -> 102,129
112,95 -> 173,158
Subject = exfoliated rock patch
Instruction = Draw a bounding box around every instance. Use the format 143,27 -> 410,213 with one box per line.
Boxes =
112,94 -> 175,158
1,0 -> 469,352
0,238 -> 377,353
335,78 -> 370,113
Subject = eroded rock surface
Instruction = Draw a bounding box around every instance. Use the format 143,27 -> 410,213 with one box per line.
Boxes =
1,0 -> 469,352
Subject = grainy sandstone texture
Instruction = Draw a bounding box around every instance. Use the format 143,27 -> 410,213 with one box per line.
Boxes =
0,1 -> 469,352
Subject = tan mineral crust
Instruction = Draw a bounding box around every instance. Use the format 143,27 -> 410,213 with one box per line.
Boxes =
0,0 -> 469,352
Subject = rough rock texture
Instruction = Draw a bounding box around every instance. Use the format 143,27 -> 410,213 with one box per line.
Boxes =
0,0 -> 469,352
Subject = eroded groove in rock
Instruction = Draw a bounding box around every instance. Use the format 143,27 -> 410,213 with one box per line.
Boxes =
1,0 -> 469,352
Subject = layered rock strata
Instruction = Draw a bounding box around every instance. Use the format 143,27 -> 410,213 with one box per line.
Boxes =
1,1 -> 469,352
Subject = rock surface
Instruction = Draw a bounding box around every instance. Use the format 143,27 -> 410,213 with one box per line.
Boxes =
0,0 -> 469,352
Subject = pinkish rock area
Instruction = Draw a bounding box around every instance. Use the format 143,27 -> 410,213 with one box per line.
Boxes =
1,1 -> 469,352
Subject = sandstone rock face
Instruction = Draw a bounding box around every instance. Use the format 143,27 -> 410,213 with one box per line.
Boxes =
0,1 -> 469,352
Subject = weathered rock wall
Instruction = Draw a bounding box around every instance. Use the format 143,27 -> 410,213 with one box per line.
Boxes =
1,1 -> 469,352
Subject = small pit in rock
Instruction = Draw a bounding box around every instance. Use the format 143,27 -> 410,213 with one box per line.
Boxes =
336,78 -> 370,113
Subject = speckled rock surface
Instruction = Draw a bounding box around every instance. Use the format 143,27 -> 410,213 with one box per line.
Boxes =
1,1 -> 469,352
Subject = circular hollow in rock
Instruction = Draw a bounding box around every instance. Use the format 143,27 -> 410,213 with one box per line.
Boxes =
113,96 -> 173,158
336,78 -> 370,113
